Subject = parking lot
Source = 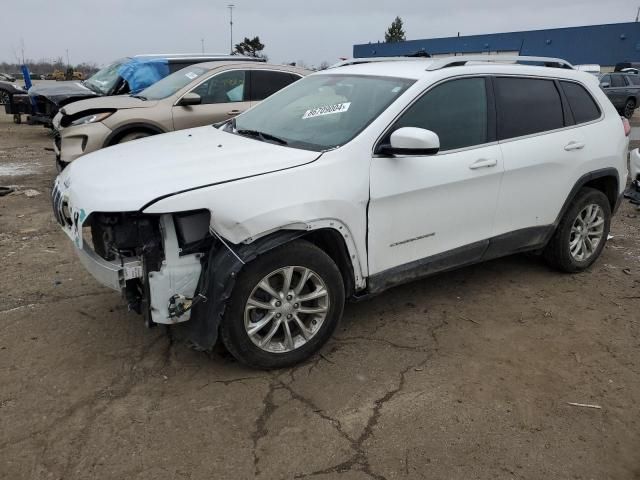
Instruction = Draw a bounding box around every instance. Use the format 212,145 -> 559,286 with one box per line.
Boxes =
1,111 -> 639,479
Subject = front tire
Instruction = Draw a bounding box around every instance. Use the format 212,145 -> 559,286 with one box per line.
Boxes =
544,187 -> 611,273
0,89 -> 10,105
220,240 -> 345,369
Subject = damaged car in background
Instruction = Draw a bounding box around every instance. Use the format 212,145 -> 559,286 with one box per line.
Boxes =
53,55 -> 628,369
7,53 -> 264,126
52,62 -> 308,168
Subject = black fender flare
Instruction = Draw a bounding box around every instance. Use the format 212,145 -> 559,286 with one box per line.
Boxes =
542,167 -> 620,246
174,230 -> 305,350
103,122 -> 165,147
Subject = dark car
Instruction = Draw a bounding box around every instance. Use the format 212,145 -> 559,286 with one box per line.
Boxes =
0,73 -> 16,82
0,80 -> 26,105
599,72 -> 640,118
7,53 -> 264,126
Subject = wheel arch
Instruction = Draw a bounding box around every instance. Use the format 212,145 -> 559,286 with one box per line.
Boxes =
103,122 -> 165,147
555,168 -> 620,227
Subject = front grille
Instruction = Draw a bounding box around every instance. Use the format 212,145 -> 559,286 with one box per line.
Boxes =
51,183 -> 65,227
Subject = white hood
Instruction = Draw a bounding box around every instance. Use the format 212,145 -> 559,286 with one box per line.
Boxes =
57,125 -> 321,216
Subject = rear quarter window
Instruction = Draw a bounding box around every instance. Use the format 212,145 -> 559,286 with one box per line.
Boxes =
560,81 -> 601,124
495,77 -> 565,140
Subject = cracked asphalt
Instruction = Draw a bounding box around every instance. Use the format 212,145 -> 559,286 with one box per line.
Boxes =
1,113 -> 640,480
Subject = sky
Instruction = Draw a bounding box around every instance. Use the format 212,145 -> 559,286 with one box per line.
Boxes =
0,0 -> 637,68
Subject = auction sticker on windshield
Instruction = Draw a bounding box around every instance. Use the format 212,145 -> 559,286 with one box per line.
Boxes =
185,71 -> 199,80
302,102 -> 351,119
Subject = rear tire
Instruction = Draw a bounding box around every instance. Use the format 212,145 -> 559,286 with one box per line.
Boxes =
220,240 -> 345,369
544,187 -> 611,273
623,98 -> 636,119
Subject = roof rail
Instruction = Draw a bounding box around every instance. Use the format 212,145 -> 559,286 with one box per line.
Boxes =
425,55 -> 574,71
329,57 -> 430,69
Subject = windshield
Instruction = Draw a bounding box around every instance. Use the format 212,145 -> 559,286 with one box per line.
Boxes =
137,66 -> 208,100
83,59 -> 129,95
232,74 -> 415,151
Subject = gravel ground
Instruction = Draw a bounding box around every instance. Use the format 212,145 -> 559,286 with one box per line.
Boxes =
1,112 -> 639,480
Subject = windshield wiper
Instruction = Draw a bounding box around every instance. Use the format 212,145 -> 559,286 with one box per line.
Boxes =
236,129 -> 288,146
131,94 -> 147,101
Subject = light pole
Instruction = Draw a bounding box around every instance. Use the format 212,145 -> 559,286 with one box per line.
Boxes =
228,4 -> 235,54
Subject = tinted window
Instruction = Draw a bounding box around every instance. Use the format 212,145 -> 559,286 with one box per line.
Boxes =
391,77 -> 488,151
191,70 -> 247,104
611,75 -> 626,87
495,77 -> 564,140
600,75 -> 611,87
627,75 -> 640,86
251,70 -> 300,101
560,81 -> 600,124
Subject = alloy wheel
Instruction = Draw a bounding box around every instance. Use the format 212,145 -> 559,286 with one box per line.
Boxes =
244,266 -> 329,353
0,90 -> 10,105
569,204 -> 605,262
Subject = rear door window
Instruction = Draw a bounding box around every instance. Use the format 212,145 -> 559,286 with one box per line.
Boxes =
390,77 -> 488,151
250,70 -> 300,101
611,75 -> 626,88
627,75 -> 640,86
560,81 -> 601,124
495,77 -> 564,140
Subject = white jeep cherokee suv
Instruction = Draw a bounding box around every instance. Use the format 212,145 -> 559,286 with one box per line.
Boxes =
53,56 -> 629,369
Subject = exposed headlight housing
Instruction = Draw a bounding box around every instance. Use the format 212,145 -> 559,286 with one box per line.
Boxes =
70,111 -> 114,126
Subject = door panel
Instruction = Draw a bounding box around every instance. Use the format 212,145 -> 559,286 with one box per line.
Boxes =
492,76 -> 587,236
369,145 -> 504,274
172,70 -> 249,130
368,76 -> 503,275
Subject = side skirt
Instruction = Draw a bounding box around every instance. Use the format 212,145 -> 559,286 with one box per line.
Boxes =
366,225 -> 553,296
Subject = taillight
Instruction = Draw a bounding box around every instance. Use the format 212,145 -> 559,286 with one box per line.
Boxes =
622,117 -> 631,137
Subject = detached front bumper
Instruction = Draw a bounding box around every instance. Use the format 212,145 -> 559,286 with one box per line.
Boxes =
625,148 -> 640,205
52,180 -> 142,291
74,242 -> 143,291
624,179 -> 640,205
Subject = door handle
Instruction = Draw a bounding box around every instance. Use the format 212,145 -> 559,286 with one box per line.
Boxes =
469,158 -> 497,170
227,109 -> 241,115
564,141 -> 585,151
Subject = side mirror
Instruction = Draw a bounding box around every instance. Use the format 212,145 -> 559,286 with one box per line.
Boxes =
600,82 -> 611,88
178,92 -> 202,106
379,127 -> 440,156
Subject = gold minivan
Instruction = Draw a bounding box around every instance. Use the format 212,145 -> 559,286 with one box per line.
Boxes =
53,61 -> 309,168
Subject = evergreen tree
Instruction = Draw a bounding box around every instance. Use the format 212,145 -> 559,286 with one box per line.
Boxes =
234,36 -> 266,58
385,17 -> 406,43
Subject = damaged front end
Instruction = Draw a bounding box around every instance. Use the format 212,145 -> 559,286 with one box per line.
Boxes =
53,178 -> 302,350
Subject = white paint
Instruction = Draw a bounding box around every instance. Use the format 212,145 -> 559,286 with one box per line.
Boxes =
56,58 -> 628,296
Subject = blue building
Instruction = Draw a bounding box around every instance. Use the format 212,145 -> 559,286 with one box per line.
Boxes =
353,22 -> 640,68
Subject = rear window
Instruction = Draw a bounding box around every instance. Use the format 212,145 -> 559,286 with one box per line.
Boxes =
250,70 -> 300,101
495,77 -> 565,140
560,81 -> 601,124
